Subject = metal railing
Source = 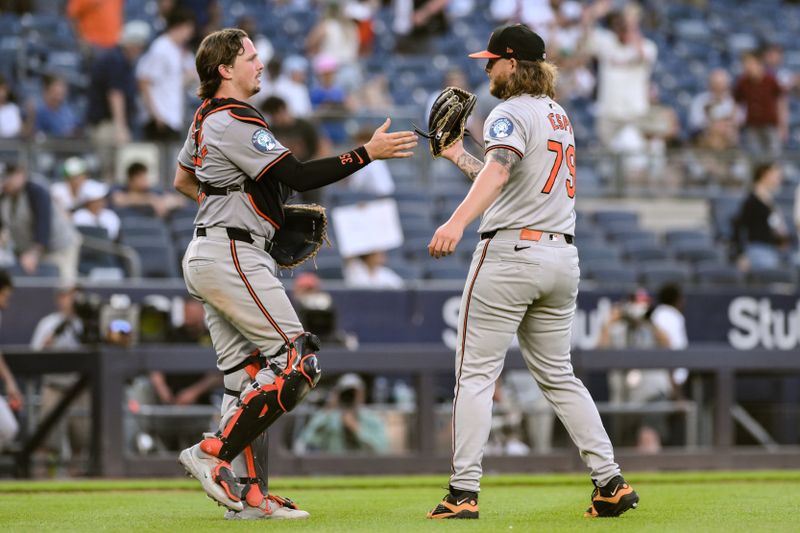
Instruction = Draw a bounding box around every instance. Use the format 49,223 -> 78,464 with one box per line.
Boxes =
3,344 -> 800,478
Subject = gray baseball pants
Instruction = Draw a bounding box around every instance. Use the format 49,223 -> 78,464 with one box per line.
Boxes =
450,229 -> 620,492
182,229 -> 303,484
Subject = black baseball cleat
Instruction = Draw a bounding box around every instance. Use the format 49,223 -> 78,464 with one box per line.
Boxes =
427,489 -> 479,519
584,475 -> 639,518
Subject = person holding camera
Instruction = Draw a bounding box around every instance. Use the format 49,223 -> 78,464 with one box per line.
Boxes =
30,286 -> 84,351
596,287 -> 675,453
295,373 -> 388,454
30,284 -> 89,472
290,273 -> 358,349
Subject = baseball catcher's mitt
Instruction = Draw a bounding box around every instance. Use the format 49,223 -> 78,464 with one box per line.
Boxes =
270,204 -> 328,269
415,86 -> 477,158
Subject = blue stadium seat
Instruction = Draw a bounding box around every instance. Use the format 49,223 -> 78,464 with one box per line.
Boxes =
693,262 -> 744,286
606,228 -> 658,246
402,236 -> 433,260
621,241 -> 670,263
425,261 -> 469,281
639,262 -> 692,289
167,203 -> 198,221
392,263 -> 423,281
401,215 -> 434,234
709,194 -> 742,240
402,225 -> 433,241
582,264 -> 638,287
593,210 -> 639,227
171,226 -> 195,247
574,226 -> 606,243
394,190 -> 431,205
132,242 -> 180,278
397,202 -> 435,223
664,229 -> 714,247
119,225 -> 171,244
115,205 -> 158,219
169,215 -> 196,235
76,225 -> 119,275
76,225 -> 109,240
578,243 -> 621,264
672,242 -> 725,264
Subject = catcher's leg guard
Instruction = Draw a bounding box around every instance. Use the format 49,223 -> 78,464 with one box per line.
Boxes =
201,333 -> 322,462
239,440 -> 270,509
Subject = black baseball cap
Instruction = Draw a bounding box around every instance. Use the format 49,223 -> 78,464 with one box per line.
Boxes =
469,24 -> 546,62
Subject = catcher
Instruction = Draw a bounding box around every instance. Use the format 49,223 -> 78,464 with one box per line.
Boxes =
173,28 -> 416,520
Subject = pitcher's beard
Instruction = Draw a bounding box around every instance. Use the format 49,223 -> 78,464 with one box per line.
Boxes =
490,76 -> 509,99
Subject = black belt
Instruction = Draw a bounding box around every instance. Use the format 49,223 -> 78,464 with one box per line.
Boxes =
195,226 -> 273,252
481,230 -> 574,244
199,182 -> 241,195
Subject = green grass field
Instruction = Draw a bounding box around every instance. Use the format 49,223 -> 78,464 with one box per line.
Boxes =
1,471 -> 798,532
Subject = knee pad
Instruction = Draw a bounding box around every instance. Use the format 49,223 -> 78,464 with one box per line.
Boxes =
272,332 -> 322,412
202,333 -> 322,462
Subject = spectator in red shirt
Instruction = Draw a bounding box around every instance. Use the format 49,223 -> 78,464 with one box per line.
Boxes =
734,51 -> 787,158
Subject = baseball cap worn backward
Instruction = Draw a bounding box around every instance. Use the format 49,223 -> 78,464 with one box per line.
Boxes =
469,24 -> 546,62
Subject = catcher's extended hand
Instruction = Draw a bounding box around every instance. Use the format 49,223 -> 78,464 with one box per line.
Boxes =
270,204 -> 328,269
415,87 -> 477,158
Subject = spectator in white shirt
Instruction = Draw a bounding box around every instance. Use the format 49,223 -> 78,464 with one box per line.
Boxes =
137,7 -> 196,141
579,3 -> 657,148
0,76 -> 23,138
72,181 -> 121,240
51,157 -> 103,213
649,283 -> 689,388
255,55 -> 313,117
490,0 -> 557,43
276,56 -> 313,118
688,69 -> 737,139
649,283 -> 688,350
306,1 -> 361,90
344,251 -> 404,289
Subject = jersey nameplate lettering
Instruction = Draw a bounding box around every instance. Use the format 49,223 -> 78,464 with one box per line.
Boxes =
252,129 -> 277,153
488,117 -> 513,139
547,113 -> 573,134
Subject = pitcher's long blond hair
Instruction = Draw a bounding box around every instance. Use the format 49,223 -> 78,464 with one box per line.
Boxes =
501,59 -> 558,100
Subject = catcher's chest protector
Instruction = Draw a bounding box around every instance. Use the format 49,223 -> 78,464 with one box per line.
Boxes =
201,333 -> 322,462
192,97 -> 289,228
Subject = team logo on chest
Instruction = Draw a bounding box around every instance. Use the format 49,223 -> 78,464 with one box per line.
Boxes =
252,128 -> 276,153
489,117 -> 513,139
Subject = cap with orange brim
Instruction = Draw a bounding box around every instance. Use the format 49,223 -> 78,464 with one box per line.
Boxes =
468,24 -> 546,62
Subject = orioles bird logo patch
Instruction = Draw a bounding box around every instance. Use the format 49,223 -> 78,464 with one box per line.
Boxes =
252,129 -> 277,152
489,117 -> 513,139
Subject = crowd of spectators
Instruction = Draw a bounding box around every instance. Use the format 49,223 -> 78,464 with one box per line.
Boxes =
0,0 -> 795,282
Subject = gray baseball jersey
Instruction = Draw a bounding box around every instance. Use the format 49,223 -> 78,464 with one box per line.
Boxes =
448,94 -> 621,493
480,95 -> 576,235
178,108 -> 289,240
